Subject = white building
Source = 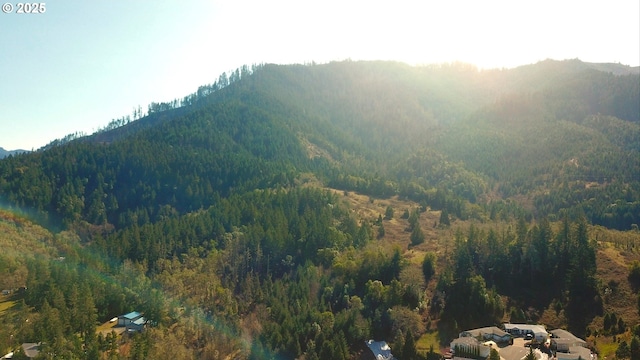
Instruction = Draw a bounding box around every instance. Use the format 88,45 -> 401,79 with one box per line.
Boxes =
556,346 -> 591,360
364,340 -> 396,360
117,311 -> 146,332
459,326 -> 512,344
549,329 -> 587,352
503,323 -> 548,342
451,337 -> 491,359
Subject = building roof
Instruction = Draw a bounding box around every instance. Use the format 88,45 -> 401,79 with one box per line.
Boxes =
21,343 -> 40,359
461,326 -> 510,339
452,337 -> 480,347
497,346 -> 529,360
556,354 -> 581,360
569,346 -> 591,358
121,311 -> 142,320
550,329 -> 586,344
504,324 -> 548,334
132,317 -> 146,326
556,347 -> 592,360
365,340 -> 395,360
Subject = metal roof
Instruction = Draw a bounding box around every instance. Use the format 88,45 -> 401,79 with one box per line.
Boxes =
452,337 -> 480,346
122,311 -> 142,320
461,326 -> 510,338
365,340 -> 395,360
21,343 -> 40,359
504,323 -> 548,334
550,329 -> 586,343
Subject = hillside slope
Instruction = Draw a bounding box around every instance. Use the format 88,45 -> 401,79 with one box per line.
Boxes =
1,60 -> 637,231
0,59 -> 639,359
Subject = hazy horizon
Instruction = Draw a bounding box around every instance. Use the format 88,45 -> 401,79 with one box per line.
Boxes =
1,0 -> 638,150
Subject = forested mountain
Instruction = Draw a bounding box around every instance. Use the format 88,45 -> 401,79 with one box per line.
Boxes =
0,59 -> 639,359
2,60 -> 637,231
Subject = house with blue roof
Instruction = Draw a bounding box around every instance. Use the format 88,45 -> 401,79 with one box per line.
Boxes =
118,311 -> 146,332
363,340 -> 396,360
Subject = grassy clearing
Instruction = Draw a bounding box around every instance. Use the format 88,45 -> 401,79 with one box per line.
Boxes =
407,249 -> 426,265
594,336 -> 619,359
96,318 -> 127,338
596,245 -> 640,327
416,331 -> 441,354
96,319 -> 118,332
0,298 -> 17,316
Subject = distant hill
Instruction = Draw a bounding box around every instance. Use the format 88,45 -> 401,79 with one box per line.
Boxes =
0,147 -> 28,159
0,59 -> 637,230
583,61 -> 640,75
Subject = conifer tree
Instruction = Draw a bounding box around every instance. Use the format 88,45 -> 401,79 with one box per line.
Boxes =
422,252 -> 436,282
410,223 -> 424,246
378,222 -> 385,238
439,208 -> 450,227
385,206 -> 394,220
408,209 -> 419,230
525,346 -> 536,360
402,331 -> 418,360
490,347 -> 500,360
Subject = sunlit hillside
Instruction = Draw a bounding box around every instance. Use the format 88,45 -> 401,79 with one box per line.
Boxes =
0,59 -> 639,359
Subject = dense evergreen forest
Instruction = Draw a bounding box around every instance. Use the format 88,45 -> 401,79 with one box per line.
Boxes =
0,59 -> 639,359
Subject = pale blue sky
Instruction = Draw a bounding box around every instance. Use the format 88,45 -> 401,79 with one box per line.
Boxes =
1,0 -> 639,150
